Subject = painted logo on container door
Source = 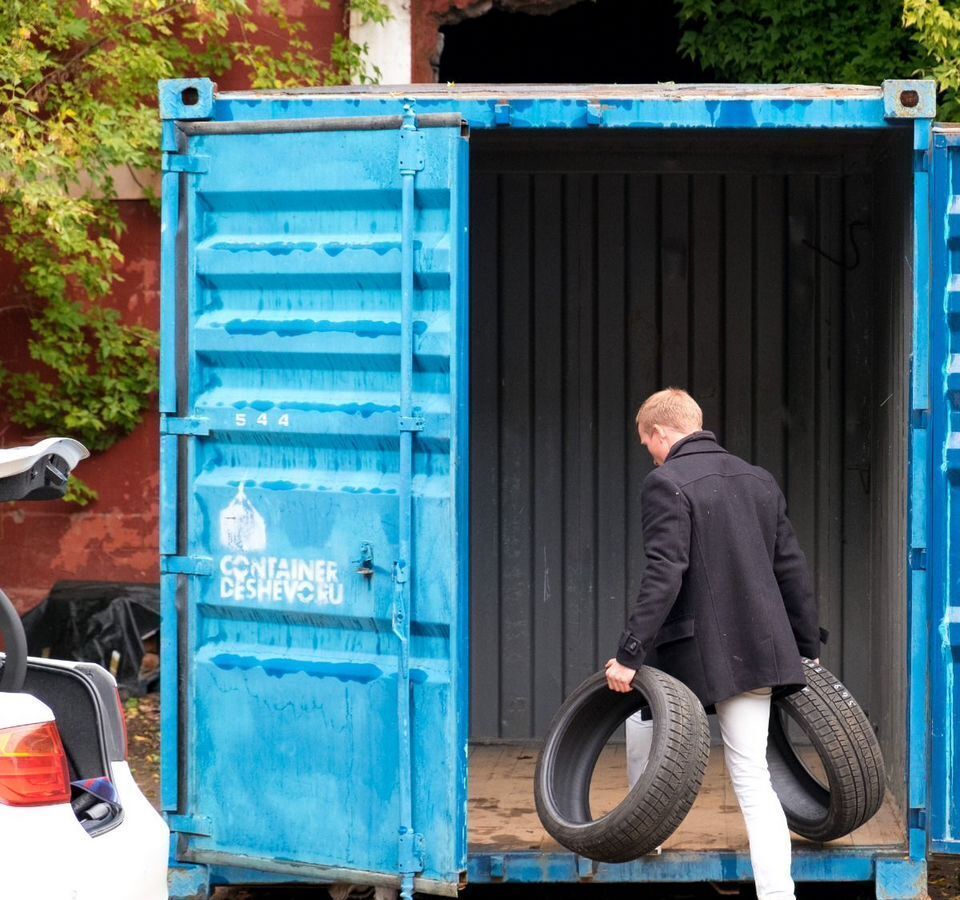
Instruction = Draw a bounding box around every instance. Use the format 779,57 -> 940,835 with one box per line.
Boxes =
217,484 -> 344,607
219,483 -> 266,552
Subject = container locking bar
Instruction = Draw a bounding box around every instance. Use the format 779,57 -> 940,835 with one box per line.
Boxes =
393,102 -> 428,900
177,113 -> 464,137
398,415 -> 424,432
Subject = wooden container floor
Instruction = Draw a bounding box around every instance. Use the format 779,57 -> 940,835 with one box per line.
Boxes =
468,743 -> 905,853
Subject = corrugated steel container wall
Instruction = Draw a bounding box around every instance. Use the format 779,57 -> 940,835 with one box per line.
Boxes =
468,132 -> 910,811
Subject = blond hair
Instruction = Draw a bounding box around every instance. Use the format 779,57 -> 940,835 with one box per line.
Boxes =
636,388 -> 703,436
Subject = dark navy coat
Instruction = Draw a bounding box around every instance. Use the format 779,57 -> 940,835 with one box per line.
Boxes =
615,431 -> 820,707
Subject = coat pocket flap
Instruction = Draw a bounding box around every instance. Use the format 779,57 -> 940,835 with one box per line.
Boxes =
654,616 -> 695,646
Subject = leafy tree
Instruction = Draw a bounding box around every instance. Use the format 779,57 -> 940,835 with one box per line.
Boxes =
0,0 -> 388,503
675,0 -> 920,87
905,0 -> 960,120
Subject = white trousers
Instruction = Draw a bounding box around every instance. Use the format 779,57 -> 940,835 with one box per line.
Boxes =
626,688 -> 795,899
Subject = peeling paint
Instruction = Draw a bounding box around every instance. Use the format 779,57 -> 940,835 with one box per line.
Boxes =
212,654 -> 385,682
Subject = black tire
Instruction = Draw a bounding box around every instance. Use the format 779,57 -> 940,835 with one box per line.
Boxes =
0,588 -> 26,692
535,667 -> 710,862
768,659 -> 885,842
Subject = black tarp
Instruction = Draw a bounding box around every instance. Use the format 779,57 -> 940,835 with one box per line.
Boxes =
22,581 -> 160,696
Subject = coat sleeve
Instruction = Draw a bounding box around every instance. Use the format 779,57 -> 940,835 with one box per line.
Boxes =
773,489 -> 820,659
616,469 -> 691,669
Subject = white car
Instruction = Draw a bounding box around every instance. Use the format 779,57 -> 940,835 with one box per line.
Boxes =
0,438 -> 169,900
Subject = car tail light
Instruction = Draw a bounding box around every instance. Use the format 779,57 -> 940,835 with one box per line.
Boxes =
114,688 -> 128,759
0,722 -> 71,806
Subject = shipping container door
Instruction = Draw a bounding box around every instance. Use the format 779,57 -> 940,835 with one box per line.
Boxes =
931,127 -> 960,852
160,109 -> 470,890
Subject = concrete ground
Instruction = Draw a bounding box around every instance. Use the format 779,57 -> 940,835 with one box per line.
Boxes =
125,694 -> 959,899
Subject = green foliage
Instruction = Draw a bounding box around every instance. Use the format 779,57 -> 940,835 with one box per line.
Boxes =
0,0 -> 389,502
675,0 -> 919,86
64,475 -> 98,506
905,0 -> 960,120
3,297 -> 158,448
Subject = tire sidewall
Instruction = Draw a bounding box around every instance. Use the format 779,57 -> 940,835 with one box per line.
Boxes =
535,667 -> 708,855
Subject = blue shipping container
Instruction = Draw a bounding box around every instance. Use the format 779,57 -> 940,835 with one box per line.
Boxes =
158,79 -> 953,899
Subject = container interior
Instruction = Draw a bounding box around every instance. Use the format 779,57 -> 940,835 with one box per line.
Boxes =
466,127 -> 913,852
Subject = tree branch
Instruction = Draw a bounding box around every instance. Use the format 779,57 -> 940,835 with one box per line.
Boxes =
26,1 -> 192,99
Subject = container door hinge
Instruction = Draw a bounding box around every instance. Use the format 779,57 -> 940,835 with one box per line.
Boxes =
160,416 -> 210,436
161,555 -> 214,577
910,548 -> 927,571
162,152 -> 209,174
165,813 -> 213,836
398,831 -> 424,874
909,807 -> 927,830
392,559 -> 409,585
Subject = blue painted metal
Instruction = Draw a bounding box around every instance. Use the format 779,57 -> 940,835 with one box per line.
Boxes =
875,857 -> 928,899
575,854 -> 596,879
160,556 -> 214,577
931,126 -> 960,853
167,813 -> 213,835
160,78 -> 215,121
160,417 -> 211,436
908,118 -> 934,865
159,568 -> 178,812
395,104 -> 426,900
159,85 -> 470,893
184,850 -> 926,893
450,111 -> 471,869
159,100 -> 183,812
465,850 -> 880,884
163,153 -> 210,174
159,77 -> 943,895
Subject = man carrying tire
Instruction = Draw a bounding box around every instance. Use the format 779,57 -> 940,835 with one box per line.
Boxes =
605,388 -> 821,900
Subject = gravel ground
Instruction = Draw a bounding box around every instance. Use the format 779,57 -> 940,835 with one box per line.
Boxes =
126,693 -> 960,899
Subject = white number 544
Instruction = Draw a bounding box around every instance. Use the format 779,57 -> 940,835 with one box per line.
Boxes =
234,412 -> 291,428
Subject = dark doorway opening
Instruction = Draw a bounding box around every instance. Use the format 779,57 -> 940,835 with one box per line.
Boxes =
438,0 -> 710,84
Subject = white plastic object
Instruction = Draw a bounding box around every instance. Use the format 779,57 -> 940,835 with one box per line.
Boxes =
0,438 -> 89,480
